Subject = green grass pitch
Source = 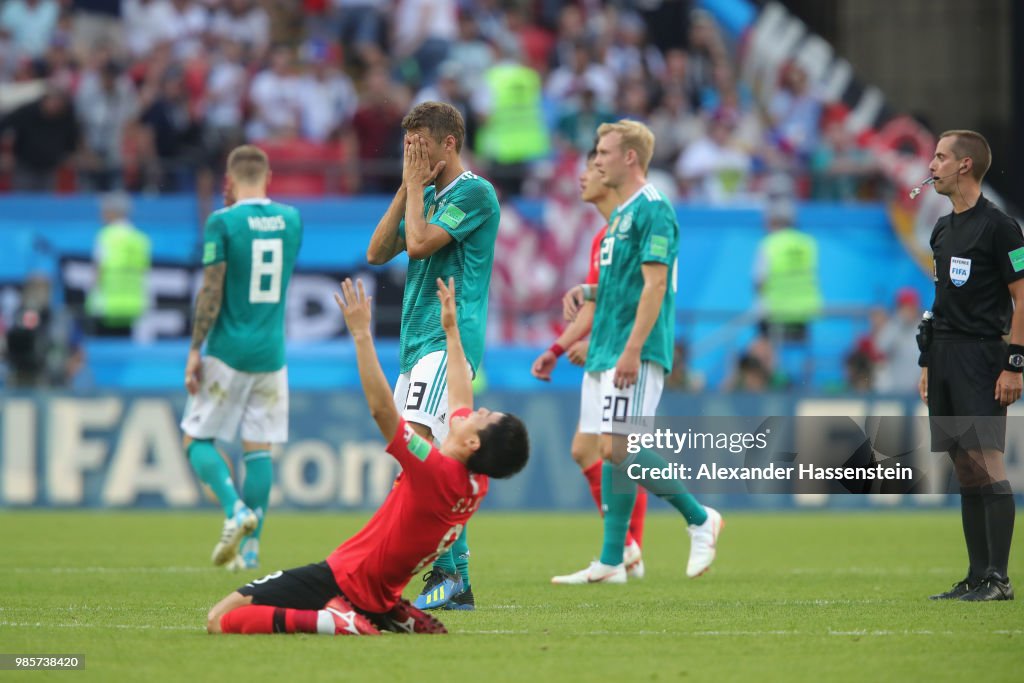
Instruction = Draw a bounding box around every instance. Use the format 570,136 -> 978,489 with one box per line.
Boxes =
2,510 -> 1021,682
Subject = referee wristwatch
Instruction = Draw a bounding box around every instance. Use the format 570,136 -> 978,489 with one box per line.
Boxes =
1006,344 -> 1024,373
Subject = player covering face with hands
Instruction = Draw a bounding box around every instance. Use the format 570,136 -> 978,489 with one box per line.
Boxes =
367,101 -> 501,611
205,278 -> 528,636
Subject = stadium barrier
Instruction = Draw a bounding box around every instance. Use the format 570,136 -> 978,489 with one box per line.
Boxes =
4,391 -> 1021,510
0,195 -> 932,389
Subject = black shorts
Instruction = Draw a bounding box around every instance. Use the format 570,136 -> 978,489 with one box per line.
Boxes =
237,561 -> 343,611
927,338 -> 1007,452
237,561 -> 409,632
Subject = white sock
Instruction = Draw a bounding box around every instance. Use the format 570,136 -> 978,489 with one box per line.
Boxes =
316,610 -> 335,635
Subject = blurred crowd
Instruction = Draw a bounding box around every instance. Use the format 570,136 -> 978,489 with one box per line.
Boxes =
1,0 -> 913,394
0,0 -> 884,199
716,286 -> 924,397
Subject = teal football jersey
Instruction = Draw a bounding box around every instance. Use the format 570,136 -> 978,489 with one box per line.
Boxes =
398,172 -> 500,373
586,184 -> 678,373
202,198 -> 303,372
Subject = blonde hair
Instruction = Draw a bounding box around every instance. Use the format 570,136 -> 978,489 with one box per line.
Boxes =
939,129 -> 991,182
227,145 -> 270,184
596,120 -> 656,173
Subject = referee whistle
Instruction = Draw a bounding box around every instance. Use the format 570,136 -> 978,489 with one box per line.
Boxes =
908,177 -> 936,200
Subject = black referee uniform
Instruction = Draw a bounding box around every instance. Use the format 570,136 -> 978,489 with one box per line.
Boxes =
926,194 -> 1022,601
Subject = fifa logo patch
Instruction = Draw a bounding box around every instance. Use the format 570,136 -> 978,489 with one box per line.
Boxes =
949,257 -> 971,287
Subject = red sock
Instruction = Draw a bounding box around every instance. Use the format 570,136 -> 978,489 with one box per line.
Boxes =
220,605 -> 276,634
285,609 -> 319,634
629,486 -> 648,548
582,461 -> 637,547
220,605 -> 319,634
582,461 -> 603,511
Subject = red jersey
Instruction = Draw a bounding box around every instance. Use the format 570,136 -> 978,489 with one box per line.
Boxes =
586,225 -> 608,285
326,407 -> 488,613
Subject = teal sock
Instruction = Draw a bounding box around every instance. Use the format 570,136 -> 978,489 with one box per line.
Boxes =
632,447 -> 707,525
599,461 -> 636,566
452,526 -> 470,588
188,440 -> 239,517
242,450 -> 272,541
432,548 -> 457,575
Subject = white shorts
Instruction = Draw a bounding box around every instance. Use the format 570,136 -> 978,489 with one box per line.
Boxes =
579,362 -> 665,436
393,350 -> 470,443
180,356 -> 289,443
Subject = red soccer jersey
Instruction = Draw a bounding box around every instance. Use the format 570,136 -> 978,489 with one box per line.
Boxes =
586,225 -> 608,285
326,407 -> 488,613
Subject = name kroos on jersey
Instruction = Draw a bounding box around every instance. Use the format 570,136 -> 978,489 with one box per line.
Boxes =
247,216 -> 286,232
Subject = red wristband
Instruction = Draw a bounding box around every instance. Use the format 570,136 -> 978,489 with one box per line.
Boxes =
549,343 -> 565,357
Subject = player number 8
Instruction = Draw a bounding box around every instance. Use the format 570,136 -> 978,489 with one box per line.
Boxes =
250,238 -> 283,303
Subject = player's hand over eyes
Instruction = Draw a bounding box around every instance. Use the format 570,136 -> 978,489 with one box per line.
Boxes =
403,135 -> 445,189
335,278 -> 373,338
436,277 -> 457,331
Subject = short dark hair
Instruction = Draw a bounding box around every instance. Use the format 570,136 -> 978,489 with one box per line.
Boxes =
402,101 -> 465,153
227,145 -> 270,184
586,146 -> 597,162
939,129 -> 991,182
466,414 -> 529,479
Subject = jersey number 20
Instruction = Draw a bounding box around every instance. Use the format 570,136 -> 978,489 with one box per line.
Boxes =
250,239 -> 283,303
599,237 -> 614,266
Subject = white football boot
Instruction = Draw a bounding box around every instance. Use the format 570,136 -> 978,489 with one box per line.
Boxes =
686,506 -> 723,578
551,561 -> 627,585
623,540 -> 645,579
211,502 -> 258,566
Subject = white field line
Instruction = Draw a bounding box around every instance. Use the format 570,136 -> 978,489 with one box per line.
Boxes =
4,566 -> 211,574
788,567 -> 954,575
0,620 -> 198,632
461,629 -> 1024,637
0,566 -> 961,576
1,621 -> 1021,637
0,606 -> 207,613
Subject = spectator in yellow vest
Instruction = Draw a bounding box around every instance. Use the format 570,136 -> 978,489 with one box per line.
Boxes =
471,40 -> 549,196
86,192 -> 151,337
753,199 -> 822,343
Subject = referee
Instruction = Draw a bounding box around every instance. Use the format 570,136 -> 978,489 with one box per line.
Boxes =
920,130 -> 1021,602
